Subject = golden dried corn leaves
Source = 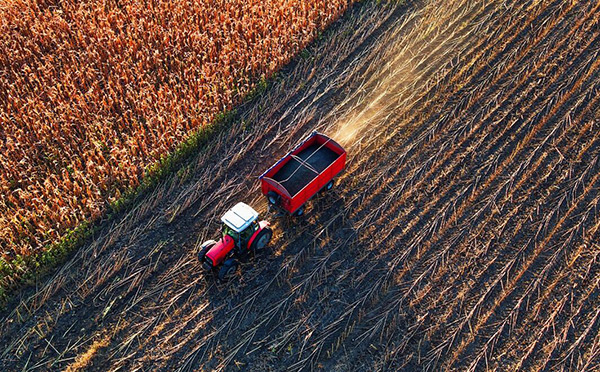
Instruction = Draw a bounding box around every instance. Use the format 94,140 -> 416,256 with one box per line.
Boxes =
0,0 -> 352,258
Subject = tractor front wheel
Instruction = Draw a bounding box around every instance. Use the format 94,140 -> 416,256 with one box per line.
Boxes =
218,259 -> 238,281
198,240 -> 216,270
250,227 -> 272,253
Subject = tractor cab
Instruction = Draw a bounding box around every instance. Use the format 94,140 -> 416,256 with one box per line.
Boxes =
221,202 -> 260,252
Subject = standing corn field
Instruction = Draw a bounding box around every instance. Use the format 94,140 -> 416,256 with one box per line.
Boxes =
0,0 -> 353,268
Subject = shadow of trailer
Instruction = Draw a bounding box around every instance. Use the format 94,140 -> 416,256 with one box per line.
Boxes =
259,131 -> 347,216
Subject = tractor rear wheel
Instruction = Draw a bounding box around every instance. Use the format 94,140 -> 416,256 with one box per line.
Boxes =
218,259 -> 238,281
250,227 -> 272,253
198,240 -> 216,269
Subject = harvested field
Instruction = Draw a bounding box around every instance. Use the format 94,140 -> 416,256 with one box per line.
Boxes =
1,0 -> 599,371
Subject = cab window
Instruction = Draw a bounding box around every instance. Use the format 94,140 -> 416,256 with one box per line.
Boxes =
239,222 -> 255,242
223,225 -> 239,241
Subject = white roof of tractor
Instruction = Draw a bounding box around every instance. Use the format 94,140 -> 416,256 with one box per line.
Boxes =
221,202 -> 259,233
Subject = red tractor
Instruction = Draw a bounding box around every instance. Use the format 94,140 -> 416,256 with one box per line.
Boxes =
198,202 -> 273,281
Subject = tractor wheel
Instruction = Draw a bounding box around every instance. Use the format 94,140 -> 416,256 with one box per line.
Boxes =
198,240 -> 216,269
267,191 -> 280,205
250,227 -> 272,253
293,205 -> 305,217
218,259 -> 238,281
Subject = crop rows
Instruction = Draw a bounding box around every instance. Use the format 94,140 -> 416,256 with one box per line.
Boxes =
1,0 -> 599,371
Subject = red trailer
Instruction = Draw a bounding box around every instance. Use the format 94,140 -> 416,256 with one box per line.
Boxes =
259,131 -> 346,216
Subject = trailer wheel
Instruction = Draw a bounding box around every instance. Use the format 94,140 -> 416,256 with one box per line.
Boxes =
250,227 -> 272,253
320,180 -> 334,193
218,259 -> 238,281
267,191 -> 280,205
294,205 -> 305,217
198,240 -> 216,268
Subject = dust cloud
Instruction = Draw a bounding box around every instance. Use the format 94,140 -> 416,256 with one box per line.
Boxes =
329,0 -> 480,147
